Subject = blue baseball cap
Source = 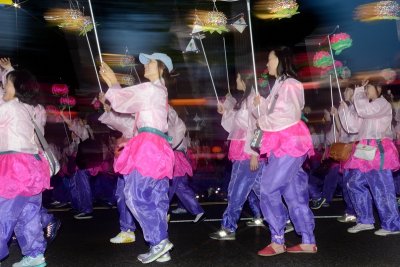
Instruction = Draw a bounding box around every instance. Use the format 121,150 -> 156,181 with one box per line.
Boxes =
139,53 -> 173,73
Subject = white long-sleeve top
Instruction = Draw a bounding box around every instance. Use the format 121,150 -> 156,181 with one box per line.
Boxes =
69,119 -> 90,141
105,80 -> 168,133
221,89 -> 259,156
338,102 -> 360,143
257,77 -> 304,132
98,111 -> 136,139
341,87 -> 393,140
0,99 -> 46,154
167,105 -> 187,150
0,67 -> 14,105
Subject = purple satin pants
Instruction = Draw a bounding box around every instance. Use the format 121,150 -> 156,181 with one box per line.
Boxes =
247,190 -> 262,218
169,175 -> 204,215
347,169 -> 400,231
115,176 -> 136,232
70,169 -> 93,214
123,170 -> 169,246
221,160 -> 265,232
0,194 -> 46,260
258,153 -> 315,245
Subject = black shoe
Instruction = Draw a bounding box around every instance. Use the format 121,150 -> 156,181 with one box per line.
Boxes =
310,198 -> 326,210
46,218 -> 62,243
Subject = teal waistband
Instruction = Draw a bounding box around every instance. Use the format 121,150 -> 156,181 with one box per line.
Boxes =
138,127 -> 173,144
0,151 -> 41,161
0,150 -> 17,155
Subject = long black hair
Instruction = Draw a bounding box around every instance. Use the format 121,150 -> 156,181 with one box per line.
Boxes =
271,46 -> 297,81
6,70 -> 39,106
234,72 -> 254,110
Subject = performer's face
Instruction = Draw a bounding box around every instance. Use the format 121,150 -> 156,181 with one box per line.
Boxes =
267,51 -> 279,77
3,77 -> 16,102
144,59 -> 161,82
236,73 -> 246,92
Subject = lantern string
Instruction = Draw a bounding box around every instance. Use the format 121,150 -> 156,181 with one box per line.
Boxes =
222,37 -> 230,95
88,0 -> 103,63
85,32 -> 103,92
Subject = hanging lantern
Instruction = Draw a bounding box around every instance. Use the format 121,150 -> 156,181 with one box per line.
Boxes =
330,33 -> 352,55
255,0 -> 299,19
231,17 -> 247,33
203,11 -> 228,34
44,8 -> 87,33
354,1 -> 400,22
120,55 -> 135,68
258,69 -> 269,88
45,105 -> 59,116
380,68 -> 397,84
79,16 -> 94,36
269,0 -> 299,18
92,99 -> 101,110
59,96 -> 76,109
51,84 -> 69,96
115,73 -> 135,86
313,51 -> 333,68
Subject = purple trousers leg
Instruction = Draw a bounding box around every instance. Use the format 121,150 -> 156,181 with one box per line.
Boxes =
308,173 -> 322,200
342,170 -> 356,215
123,170 -> 169,246
169,175 -> 204,215
348,169 -> 400,230
115,176 -> 135,232
51,175 -> 71,203
322,165 -> 341,203
247,190 -> 262,218
221,160 -> 264,232
0,194 -> 46,260
70,169 -> 93,214
40,207 -> 54,228
259,154 -> 315,245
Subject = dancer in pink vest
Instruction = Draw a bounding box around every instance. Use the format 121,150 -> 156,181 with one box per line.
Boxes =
254,47 -> 316,256
99,53 -> 175,264
339,80 -> 400,236
0,70 -> 50,267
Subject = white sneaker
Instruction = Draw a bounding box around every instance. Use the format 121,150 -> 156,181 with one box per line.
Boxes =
110,231 -> 135,244
246,218 -> 264,227
347,223 -> 374,233
374,229 -> 400,236
171,207 -> 187,214
137,239 -> 173,264
12,254 -> 46,267
156,252 -> 171,263
337,214 -> 357,223
193,212 -> 205,223
285,222 -> 295,233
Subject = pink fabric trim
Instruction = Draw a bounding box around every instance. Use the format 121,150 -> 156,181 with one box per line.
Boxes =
228,140 -> 251,161
0,153 -> 51,199
173,151 -> 193,177
260,121 -> 314,158
114,132 -> 174,179
344,138 -> 400,172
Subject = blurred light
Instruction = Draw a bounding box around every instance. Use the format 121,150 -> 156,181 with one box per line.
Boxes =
102,53 -> 136,68
0,0 -> 13,5
255,0 -> 299,20
211,146 -> 222,153
354,1 -> 400,22
44,8 -> 93,35
169,98 -> 208,106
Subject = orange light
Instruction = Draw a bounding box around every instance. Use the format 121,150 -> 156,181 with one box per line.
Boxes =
169,98 -> 208,106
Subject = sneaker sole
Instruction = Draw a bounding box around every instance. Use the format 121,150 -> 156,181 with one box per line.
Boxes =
374,231 -> 400,236
348,227 -> 374,233
193,214 -> 206,223
140,243 -> 174,264
310,199 -> 326,210
156,253 -> 171,263
110,239 -> 135,244
209,236 -> 235,241
74,216 -> 93,220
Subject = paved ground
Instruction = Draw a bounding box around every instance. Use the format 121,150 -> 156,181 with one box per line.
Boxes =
2,200 -> 400,267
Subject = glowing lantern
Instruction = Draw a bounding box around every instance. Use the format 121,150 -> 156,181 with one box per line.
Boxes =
203,11 -> 228,34
255,0 -> 300,20
313,51 -> 333,68
330,33 -> 352,55
354,1 -> 400,22
51,84 -> 69,96
380,68 -> 397,84
59,96 -> 76,108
